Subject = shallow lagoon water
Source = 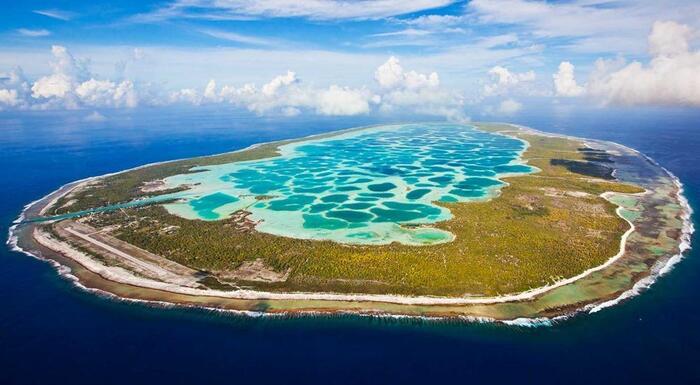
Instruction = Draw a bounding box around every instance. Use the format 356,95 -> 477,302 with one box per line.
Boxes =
163,123 -> 534,245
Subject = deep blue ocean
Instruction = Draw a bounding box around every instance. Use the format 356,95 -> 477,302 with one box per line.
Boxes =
1,106 -> 699,384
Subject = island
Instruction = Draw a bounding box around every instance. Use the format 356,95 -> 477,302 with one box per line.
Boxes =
9,123 -> 692,324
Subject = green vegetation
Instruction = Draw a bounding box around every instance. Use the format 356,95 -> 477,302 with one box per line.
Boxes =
52,124 -> 379,215
51,141 -> 286,214
64,124 -> 644,297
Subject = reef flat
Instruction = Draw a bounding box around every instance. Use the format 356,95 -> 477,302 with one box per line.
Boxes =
10,123 -> 691,321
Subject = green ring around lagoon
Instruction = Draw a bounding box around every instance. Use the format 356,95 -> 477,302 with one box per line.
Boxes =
161,123 -> 537,245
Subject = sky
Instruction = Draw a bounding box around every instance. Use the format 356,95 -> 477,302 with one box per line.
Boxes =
1,0 -> 699,120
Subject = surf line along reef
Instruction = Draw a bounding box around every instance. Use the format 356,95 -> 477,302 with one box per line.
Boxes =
10,123 -> 692,321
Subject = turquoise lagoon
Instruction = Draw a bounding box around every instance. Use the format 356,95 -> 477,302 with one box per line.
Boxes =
162,124 -> 535,245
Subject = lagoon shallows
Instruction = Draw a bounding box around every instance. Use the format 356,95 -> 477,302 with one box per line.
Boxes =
162,123 -> 534,245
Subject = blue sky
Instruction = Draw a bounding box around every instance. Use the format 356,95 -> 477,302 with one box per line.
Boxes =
1,1 -> 699,119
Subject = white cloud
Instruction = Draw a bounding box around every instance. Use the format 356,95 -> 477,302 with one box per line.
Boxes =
483,98 -> 522,116
207,71 -> 373,116
0,89 -> 20,108
199,29 -> 279,46
192,56 -> 461,118
648,20 -> 693,57
135,0 -> 455,22
482,65 -> 535,97
371,28 -> 433,38
21,46 -> 141,109
373,56 -> 464,119
33,9 -> 76,21
478,34 -> 520,49
74,79 -> 115,103
316,85 -> 371,115
84,111 -> 107,122
16,29 -> 51,37
373,15 -> 471,47
1,39 -> 541,94
374,56 -> 405,89
586,21 -> 700,106
281,107 -> 301,117
31,73 -> 73,99
113,81 -> 138,107
48,45 -> 90,82
203,79 -> 218,101
1,47 -> 465,118
0,67 -> 31,108
498,98 -> 522,114
75,79 -> 139,108
31,74 -> 139,108
29,46 -> 82,102
400,14 -> 467,29
169,88 -> 202,105
374,56 -> 439,89
261,71 -> 298,96
553,61 -> 585,97
468,0 -> 700,55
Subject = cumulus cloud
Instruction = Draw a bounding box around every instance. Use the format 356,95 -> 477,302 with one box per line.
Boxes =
191,71 -> 373,116
75,79 -> 139,108
0,89 -> 20,108
48,45 -> 90,82
9,45 -> 140,109
169,88 -> 202,105
484,98 -> 523,116
374,56 -> 465,119
30,46 -> 85,107
498,98 -> 522,114
32,73 -> 73,99
587,21 -> 700,106
182,56 -> 461,118
556,21 -> 700,106
261,71 -> 298,96
648,21 -> 693,57
482,65 -> 535,97
203,79 -> 218,101
0,47 -> 464,119
220,72 -> 314,114
553,61 -> 585,97
375,56 -> 439,89
28,46 -> 86,103
0,67 -> 31,109
316,85 -> 371,116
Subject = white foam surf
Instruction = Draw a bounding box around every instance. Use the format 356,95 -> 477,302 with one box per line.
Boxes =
587,173 -> 694,314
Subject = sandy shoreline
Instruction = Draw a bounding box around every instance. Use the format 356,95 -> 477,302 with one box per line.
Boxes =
27,193 -> 639,306
7,123 -> 694,323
